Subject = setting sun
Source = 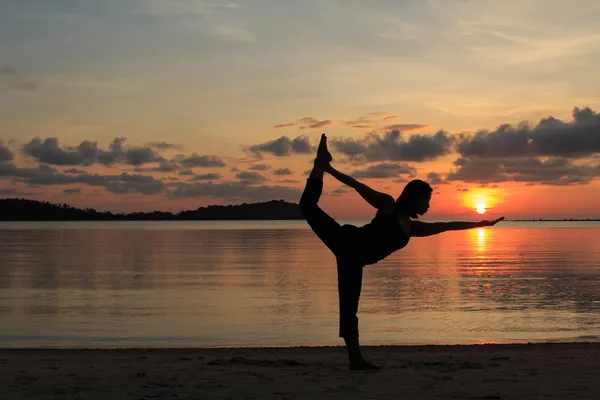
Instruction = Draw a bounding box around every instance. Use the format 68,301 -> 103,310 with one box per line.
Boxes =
460,188 -> 507,217
476,203 -> 487,214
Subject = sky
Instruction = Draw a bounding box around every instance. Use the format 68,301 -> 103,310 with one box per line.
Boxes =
1,0 -> 600,220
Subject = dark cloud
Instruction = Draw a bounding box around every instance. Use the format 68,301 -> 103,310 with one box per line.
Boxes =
0,144 -> 14,162
21,137 -> 162,167
426,172 -> 448,185
178,170 -> 194,176
0,66 -> 16,75
63,168 -> 86,174
249,163 -> 271,171
230,167 -> 240,172
134,160 -> 179,173
22,137 -> 93,166
309,120 -> 333,129
273,123 -> 295,129
0,163 -> 165,195
273,117 -> 332,130
63,188 -> 82,195
96,137 -> 126,166
167,181 -> 302,202
447,157 -> 600,186
246,135 -> 314,158
456,107 -> 600,159
124,147 -> 162,166
179,154 -> 226,168
350,162 -> 416,179
193,173 -> 222,181
384,124 -> 429,132
330,129 -> 454,163
236,171 -> 267,185
0,66 -> 40,92
0,188 -> 41,196
331,188 -> 350,196
146,141 -> 183,151
272,168 -> 292,176
277,179 -> 300,184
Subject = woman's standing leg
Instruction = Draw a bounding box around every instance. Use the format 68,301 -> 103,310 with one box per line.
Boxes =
337,259 -> 380,370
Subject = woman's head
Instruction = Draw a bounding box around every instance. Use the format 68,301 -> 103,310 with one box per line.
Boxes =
395,179 -> 433,218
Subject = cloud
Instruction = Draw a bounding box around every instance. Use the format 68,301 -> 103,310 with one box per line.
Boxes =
193,173 -> 222,181
0,65 -> 16,75
350,162 -> 417,179
124,147 -> 162,166
134,160 -> 180,173
0,163 -> 166,195
146,141 -> 184,151
426,172 -> 448,185
246,135 -> 314,158
277,179 -> 300,184
384,124 -> 429,132
22,137 -> 94,166
179,154 -> 226,168
21,137 -> 163,167
273,123 -> 295,129
331,129 -> 454,163
272,168 -> 292,176
446,157 -> 600,186
331,188 -> 350,196
0,188 -> 41,197
178,170 -> 194,176
235,171 -> 267,185
0,65 -> 40,92
273,117 -> 333,130
308,119 -> 333,129
456,107 -> 600,159
63,188 -> 82,195
0,144 -> 14,162
63,168 -> 86,174
248,163 -> 271,171
168,181 -> 302,203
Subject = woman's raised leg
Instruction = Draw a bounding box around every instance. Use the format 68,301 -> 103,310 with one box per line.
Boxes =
299,134 -> 342,254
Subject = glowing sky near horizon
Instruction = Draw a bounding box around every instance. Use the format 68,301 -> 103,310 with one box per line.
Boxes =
1,0 -> 600,219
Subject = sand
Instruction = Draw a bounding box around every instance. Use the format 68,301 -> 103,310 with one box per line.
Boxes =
1,343 -> 599,400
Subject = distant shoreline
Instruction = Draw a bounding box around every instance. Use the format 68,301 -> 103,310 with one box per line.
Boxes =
0,198 -> 598,222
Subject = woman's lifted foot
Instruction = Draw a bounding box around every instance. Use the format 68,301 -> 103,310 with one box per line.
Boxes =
315,133 -> 332,166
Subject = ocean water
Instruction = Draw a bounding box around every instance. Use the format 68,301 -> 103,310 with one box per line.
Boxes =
0,220 -> 599,348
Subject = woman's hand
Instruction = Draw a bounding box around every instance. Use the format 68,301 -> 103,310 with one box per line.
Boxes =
478,217 -> 505,227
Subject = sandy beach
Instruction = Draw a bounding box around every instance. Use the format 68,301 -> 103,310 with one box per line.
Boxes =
0,343 -> 599,399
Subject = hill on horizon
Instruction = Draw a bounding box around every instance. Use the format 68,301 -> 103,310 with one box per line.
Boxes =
0,198 -> 303,221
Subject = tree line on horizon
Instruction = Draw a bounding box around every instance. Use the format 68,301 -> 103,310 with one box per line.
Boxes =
0,198 -> 304,221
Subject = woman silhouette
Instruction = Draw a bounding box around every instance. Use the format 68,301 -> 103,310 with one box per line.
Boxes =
299,133 -> 504,370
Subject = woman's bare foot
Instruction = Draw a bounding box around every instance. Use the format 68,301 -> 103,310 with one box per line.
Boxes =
315,133 -> 332,165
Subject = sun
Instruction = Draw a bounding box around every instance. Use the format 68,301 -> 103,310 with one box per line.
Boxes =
476,202 -> 486,214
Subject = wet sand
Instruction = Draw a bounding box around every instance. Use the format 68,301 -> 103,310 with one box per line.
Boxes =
1,342 -> 599,399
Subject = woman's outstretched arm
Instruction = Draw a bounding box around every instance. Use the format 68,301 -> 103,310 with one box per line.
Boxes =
411,217 -> 504,237
325,164 -> 395,212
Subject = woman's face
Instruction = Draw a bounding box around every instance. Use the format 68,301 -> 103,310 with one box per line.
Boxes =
415,192 -> 432,215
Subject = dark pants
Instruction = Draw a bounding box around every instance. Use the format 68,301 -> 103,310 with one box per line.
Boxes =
299,178 -> 363,339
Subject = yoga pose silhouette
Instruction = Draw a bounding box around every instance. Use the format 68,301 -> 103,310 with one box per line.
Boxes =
299,133 -> 504,370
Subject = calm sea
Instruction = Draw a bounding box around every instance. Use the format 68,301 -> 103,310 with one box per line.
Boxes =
1,220 -> 599,348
